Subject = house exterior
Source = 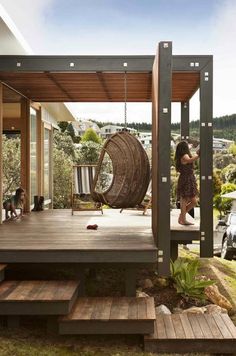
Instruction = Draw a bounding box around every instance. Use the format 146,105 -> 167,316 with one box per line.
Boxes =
100,124 -> 137,139
138,132 -> 152,148
0,8 -> 75,218
72,119 -> 100,137
213,137 -> 234,153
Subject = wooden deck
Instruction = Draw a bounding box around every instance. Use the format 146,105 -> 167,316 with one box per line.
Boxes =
59,297 -> 156,335
0,280 -> 79,315
0,209 -> 156,264
0,209 -> 200,264
144,313 -> 236,354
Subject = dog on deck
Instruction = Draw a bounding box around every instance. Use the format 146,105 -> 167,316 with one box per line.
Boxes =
3,188 -> 25,220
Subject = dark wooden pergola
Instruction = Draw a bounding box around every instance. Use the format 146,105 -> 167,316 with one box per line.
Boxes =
0,41 -> 213,276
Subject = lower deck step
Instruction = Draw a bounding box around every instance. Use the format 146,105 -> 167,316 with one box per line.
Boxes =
0,280 -> 79,315
59,297 -> 155,335
144,313 -> 236,354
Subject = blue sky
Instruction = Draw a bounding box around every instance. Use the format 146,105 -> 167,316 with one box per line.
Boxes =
1,0 -> 236,124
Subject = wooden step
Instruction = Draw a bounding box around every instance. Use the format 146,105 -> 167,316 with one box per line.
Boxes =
0,264 -> 7,282
0,280 -> 79,315
59,297 -> 155,335
144,313 -> 236,354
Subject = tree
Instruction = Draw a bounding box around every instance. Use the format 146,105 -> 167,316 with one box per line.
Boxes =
77,141 -> 102,164
228,143 -> 236,156
53,147 -> 73,208
54,131 -> 77,159
2,135 -> 21,198
66,123 -> 76,140
214,182 -> 236,215
213,169 -> 222,195
221,164 -> 236,184
81,128 -> 101,144
58,121 -> 69,132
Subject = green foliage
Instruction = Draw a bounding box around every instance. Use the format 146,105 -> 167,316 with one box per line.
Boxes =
53,131 -> 76,159
53,131 -> 76,209
213,169 -> 223,194
53,147 -> 73,209
66,122 -> 76,140
229,143 -> 236,156
213,153 -> 236,170
170,259 -> 214,300
77,141 -> 102,164
2,135 -> 21,198
217,182 -> 236,215
57,121 -> 69,132
221,164 -> 236,184
81,128 -> 101,144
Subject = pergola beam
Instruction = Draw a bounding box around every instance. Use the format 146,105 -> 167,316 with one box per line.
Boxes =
0,55 -> 212,73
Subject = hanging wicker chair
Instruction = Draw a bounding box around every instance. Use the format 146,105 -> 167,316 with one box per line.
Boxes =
91,131 -> 150,208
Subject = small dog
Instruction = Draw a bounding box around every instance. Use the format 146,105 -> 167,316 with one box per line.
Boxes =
3,188 -> 25,220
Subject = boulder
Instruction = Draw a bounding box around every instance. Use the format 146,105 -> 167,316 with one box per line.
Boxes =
172,307 -> 183,314
155,305 -> 171,315
205,304 -> 228,314
142,278 -> 154,289
205,284 -> 233,311
182,306 -> 207,314
136,290 -> 149,298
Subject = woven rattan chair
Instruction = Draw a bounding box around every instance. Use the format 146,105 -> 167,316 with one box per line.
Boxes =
91,131 -> 150,209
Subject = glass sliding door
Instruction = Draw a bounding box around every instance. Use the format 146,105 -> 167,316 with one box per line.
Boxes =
30,107 -> 37,205
44,127 -> 51,201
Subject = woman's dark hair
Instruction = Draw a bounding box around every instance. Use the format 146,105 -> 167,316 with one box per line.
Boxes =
15,188 -> 25,204
175,141 -> 191,172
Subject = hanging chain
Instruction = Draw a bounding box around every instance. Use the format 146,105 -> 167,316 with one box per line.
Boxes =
124,71 -> 127,128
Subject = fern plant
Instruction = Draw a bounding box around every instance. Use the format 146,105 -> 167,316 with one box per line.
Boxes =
170,259 -> 215,300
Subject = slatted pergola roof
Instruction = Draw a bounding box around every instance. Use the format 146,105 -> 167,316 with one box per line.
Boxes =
0,55 -> 202,103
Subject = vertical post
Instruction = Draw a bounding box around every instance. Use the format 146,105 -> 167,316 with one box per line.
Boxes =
37,107 -> 43,196
49,127 -> 54,208
180,101 -> 190,140
0,83 -> 3,224
21,98 -> 31,212
199,58 -> 213,257
152,42 -> 172,276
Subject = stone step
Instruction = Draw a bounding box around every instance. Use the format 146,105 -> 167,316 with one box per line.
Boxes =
0,280 -> 79,315
144,313 -> 236,354
0,264 -> 7,282
59,297 -> 155,335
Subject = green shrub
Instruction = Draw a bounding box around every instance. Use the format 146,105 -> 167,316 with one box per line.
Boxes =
170,259 -> 214,299
81,128 -> 101,144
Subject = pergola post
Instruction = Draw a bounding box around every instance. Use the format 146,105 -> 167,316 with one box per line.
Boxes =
0,83 -> 3,224
199,58 -> 213,257
21,98 -> 31,213
180,101 -> 190,140
152,42 -> 172,275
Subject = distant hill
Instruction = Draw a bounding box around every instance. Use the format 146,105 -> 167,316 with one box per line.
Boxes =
94,114 -> 236,141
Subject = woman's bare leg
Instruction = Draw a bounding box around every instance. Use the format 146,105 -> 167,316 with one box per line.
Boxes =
179,197 -> 187,224
186,197 -> 197,213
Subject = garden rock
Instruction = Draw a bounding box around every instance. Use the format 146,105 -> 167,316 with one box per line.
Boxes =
154,277 -> 169,287
172,307 -> 183,314
155,305 -> 171,315
142,278 -> 154,289
205,304 -> 228,314
136,290 -> 149,298
205,284 -> 233,311
182,306 -> 207,314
